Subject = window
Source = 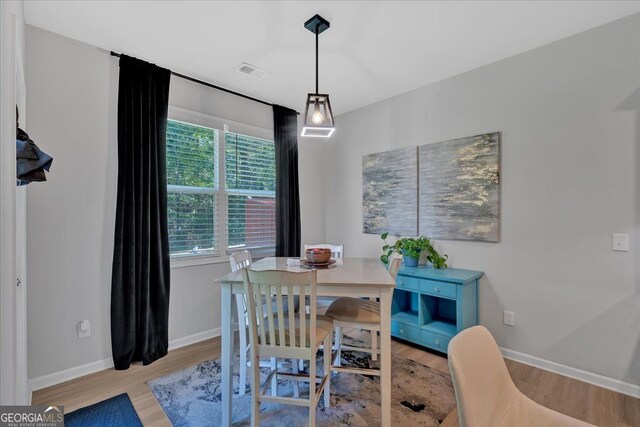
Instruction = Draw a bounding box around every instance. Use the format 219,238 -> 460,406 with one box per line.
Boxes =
225,132 -> 276,251
166,121 -> 218,256
166,117 -> 276,259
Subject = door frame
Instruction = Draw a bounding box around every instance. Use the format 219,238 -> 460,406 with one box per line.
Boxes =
0,0 -> 28,405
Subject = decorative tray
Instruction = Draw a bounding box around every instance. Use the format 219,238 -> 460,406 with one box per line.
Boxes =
299,259 -> 337,269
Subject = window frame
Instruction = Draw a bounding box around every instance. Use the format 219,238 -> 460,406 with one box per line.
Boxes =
167,106 -> 275,269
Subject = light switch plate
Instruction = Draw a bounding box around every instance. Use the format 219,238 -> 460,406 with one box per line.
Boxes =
612,233 -> 629,252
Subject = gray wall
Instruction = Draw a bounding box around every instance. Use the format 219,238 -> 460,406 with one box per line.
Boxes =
325,14 -> 640,385
25,13 -> 640,388
25,25 -> 326,380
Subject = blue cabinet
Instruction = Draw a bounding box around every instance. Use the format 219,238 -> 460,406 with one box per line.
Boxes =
391,265 -> 483,354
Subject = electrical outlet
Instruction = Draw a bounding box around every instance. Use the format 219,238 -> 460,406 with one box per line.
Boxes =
612,233 -> 629,252
78,319 -> 91,339
503,311 -> 515,326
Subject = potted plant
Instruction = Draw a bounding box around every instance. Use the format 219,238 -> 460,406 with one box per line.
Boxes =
380,233 -> 448,269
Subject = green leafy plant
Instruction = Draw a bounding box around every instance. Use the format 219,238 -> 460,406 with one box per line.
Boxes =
427,249 -> 449,269
380,232 -> 394,264
380,233 -> 449,269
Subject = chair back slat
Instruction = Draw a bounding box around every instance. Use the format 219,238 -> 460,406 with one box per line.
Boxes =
287,286 -> 295,346
275,286 -> 286,347
264,285 -> 277,347
299,284 -> 306,348
253,282 -> 267,345
243,269 -> 317,354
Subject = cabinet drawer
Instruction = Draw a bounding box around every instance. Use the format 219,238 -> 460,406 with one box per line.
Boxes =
396,275 -> 419,291
419,280 -> 456,299
420,330 -> 452,352
391,321 -> 420,342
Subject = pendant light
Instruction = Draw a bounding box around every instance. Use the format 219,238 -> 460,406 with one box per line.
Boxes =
301,14 -> 335,138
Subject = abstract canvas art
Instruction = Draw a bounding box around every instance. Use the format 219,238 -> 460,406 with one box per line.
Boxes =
362,147 -> 418,235
419,132 -> 500,242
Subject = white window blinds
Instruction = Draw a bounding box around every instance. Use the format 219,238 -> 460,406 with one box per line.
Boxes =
225,132 -> 276,251
166,120 -> 218,256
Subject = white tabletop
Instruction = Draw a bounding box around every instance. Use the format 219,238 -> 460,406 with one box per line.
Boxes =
215,257 -> 396,288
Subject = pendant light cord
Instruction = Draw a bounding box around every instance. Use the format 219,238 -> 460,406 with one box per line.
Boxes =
315,30 -> 319,94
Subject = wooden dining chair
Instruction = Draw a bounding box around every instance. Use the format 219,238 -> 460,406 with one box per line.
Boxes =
242,269 -> 333,427
230,251 -> 268,395
231,251 -> 299,396
325,253 -> 402,368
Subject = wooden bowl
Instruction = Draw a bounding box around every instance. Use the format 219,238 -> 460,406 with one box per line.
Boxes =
305,248 -> 332,263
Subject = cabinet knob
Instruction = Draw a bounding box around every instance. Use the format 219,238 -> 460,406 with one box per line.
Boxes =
434,339 -> 439,345
433,287 -> 440,292
399,280 -> 404,285
400,328 -> 405,334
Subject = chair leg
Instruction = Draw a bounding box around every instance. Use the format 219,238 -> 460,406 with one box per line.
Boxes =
251,354 -> 260,427
323,334 -> 331,408
334,326 -> 343,367
309,402 -> 316,427
308,356 -> 317,427
239,344 -> 247,394
371,329 -> 378,361
292,358 -> 300,397
270,357 -> 277,396
236,294 -> 248,395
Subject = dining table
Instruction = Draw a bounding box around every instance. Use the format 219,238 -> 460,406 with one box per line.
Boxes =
214,256 -> 397,427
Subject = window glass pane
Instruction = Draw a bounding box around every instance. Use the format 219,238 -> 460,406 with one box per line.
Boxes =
225,132 -> 275,192
167,120 -> 217,188
167,192 -> 216,255
166,119 -> 217,256
227,195 -> 276,249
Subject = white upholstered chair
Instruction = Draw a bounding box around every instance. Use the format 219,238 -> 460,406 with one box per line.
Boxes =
448,326 -> 594,427
242,269 -> 333,427
325,253 -> 402,368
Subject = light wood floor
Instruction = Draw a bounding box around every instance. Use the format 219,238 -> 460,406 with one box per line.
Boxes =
33,334 -> 640,426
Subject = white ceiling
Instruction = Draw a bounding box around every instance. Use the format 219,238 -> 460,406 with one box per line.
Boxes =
24,1 -> 640,116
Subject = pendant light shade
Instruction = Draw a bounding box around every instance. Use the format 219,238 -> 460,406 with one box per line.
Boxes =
302,14 -> 335,138
302,93 -> 335,137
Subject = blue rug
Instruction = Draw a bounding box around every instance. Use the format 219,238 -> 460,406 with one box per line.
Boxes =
64,393 -> 142,427
148,337 -> 455,426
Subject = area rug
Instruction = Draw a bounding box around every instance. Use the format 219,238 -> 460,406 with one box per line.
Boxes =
148,337 -> 455,426
64,393 -> 142,427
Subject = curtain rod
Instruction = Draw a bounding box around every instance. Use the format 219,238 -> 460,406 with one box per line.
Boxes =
110,51 -> 300,115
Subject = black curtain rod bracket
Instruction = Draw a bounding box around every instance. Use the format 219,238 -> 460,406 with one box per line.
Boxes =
110,51 -> 299,115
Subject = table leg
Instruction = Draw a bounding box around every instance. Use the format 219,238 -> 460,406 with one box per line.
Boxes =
379,287 -> 393,427
221,283 -> 235,427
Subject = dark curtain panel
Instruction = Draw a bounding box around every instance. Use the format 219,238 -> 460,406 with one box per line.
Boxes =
273,105 -> 301,257
111,55 -> 171,370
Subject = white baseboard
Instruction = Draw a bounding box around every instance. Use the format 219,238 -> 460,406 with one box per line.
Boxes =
168,327 -> 220,351
29,357 -> 114,392
29,327 -> 226,392
500,347 -> 640,399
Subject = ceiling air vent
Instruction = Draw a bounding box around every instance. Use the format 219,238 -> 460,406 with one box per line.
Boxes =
236,62 -> 269,80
